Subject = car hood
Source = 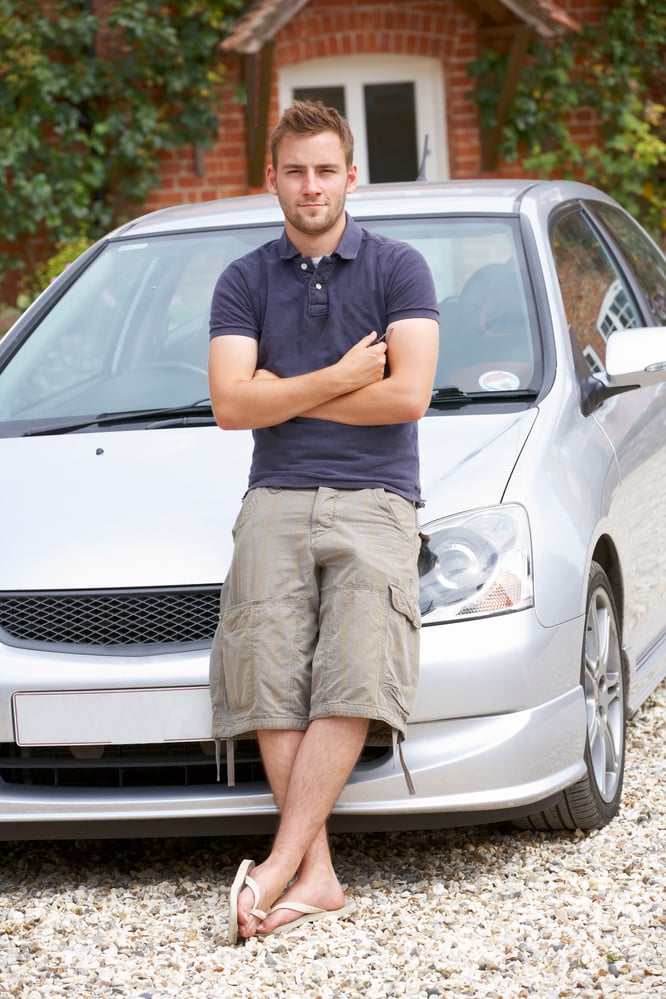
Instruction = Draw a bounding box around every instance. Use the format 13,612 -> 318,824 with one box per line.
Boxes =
0,410 -> 537,590
0,427 -> 253,590
418,408 -> 538,524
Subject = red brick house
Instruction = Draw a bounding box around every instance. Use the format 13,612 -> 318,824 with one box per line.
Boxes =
143,0 -> 601,214
0,0 -> 604,315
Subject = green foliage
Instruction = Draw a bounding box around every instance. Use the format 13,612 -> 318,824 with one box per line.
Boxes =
469,0 -> 666,240
0,0 -> 243,294
34,234 -> 94,291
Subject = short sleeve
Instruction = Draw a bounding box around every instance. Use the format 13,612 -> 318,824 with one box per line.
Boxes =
384,242 -> 439,325
209,259 -> 260,341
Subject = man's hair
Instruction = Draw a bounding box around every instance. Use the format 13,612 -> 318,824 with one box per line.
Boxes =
270,100 -> 354,168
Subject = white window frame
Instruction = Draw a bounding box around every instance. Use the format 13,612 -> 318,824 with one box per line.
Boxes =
278,54 -> 448,184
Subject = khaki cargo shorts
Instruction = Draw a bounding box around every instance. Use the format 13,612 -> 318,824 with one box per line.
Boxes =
210,486 -> 422,745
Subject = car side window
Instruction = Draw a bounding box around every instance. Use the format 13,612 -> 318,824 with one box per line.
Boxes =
588,202 -> 666,326
550,209 -> 642,373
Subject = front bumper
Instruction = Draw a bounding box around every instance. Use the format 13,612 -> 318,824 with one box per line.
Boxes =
0,689 -> 586,837
0,610 -> 588,836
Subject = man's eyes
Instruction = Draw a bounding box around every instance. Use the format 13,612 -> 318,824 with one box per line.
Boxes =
286,168 -> 338,175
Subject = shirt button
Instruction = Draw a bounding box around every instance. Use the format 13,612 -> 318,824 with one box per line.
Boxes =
315,282 -> 322,290
300,262 -> 308,270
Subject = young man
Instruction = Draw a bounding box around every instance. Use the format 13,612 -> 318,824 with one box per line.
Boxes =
208,101 -> 439,943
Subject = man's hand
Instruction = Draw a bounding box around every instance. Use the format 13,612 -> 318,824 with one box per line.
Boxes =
251,332 -> 386,391
333,331 -> 387,392
302,317 -> 439,426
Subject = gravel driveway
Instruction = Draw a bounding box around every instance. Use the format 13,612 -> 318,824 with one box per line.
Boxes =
1,686 -> 664,999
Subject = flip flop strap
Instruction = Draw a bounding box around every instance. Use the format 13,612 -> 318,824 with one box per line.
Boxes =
245,874 -> 268,920
268,901 -> 325,916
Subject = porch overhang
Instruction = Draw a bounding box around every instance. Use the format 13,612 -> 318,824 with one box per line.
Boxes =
220,0 -> 581,182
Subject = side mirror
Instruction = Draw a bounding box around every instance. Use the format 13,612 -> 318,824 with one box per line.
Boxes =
606,326 -> 666,387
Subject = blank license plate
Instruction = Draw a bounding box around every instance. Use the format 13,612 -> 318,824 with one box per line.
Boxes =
13,687 -> 212,746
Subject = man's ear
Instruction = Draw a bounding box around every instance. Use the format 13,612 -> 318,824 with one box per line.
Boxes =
346,164 -> 358,194
266,163 -> 278,194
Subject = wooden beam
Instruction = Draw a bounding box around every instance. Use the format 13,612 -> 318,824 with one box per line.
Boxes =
453,0 -> 579,38
480,25 -> 532,171
242,42 -> 275,188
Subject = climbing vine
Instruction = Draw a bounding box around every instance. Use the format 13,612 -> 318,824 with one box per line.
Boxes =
0,0 -> 243,294
469,0 -> 666,241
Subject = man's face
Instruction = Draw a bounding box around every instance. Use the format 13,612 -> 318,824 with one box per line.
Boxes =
266,130 -> 357,242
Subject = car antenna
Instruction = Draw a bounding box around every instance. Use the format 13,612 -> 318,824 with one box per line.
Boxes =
416,134 -> 430,181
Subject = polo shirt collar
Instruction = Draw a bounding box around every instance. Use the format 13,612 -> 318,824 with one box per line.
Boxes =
278,213 -> 362,261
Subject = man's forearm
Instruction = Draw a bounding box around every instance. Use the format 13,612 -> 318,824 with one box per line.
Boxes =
209,331 -> 388,430
303,377 -> 429,426
303,320 -> 439,425
212,366 -> 352,430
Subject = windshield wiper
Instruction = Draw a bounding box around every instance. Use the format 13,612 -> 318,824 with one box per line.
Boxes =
22,399 -> 215,436
430,386 -> 538,407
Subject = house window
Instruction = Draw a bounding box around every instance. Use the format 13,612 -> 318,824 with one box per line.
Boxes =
293,86 -> 346,115
281,55 -> 447,184
597,279 -> 637,341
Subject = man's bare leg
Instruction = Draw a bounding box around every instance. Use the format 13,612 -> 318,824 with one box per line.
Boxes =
250,729 -> 345,934
237,716 -> 368,939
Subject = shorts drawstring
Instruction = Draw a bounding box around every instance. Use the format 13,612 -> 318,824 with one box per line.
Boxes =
392,728 -> 416,796
214,737 -> 236,787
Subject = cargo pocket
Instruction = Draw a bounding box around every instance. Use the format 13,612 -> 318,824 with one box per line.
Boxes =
388,581 -> 421,630
381,581 -> 421,722
222,595 -> 314,719
219,601 -> 258,712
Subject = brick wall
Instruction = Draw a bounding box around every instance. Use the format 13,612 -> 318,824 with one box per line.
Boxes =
142,0 -> 605,213
143,0 -> 484,208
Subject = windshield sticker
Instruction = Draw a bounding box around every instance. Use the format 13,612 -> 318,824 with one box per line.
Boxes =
478,370 -> 521,391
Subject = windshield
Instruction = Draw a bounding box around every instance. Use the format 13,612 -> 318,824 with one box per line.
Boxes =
0,227 -> 277,430
0,215 -> 541,433
364,216 -> 540,396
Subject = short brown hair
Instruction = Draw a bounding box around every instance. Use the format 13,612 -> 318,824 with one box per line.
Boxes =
270,100 -> 354,168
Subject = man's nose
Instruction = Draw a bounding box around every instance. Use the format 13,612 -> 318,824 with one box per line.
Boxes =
302,169 -> 322,192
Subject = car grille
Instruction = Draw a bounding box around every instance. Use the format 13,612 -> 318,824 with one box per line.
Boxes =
0,740 -> 257,788
0,586 -> 221,651
0,741 -> 388,790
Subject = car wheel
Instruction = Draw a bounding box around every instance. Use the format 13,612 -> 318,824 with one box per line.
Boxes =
517,562 -> 627,831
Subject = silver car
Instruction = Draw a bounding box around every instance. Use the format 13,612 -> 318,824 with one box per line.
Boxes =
1,180 -> 665,839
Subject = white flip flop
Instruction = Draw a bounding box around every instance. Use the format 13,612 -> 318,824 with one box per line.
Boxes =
228,858 -> 268,945
258,897 -> 356,937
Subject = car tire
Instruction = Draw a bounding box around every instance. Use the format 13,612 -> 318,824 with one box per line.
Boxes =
516,562 -> 627,831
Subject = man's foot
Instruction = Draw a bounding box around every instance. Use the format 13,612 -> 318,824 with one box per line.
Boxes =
236,860 -> 289,940
259,897 -> 356,937
254,871 -> 348,936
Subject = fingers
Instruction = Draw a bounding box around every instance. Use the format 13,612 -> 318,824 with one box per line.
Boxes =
360,330 -> 388,349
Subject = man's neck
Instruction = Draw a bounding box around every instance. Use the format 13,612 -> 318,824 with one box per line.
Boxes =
285,217 -> 347,259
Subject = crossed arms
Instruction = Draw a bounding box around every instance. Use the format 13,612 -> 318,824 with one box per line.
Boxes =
208,318 -> 439,431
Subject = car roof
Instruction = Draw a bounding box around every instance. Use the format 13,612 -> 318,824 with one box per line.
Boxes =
114,179 -> 617,239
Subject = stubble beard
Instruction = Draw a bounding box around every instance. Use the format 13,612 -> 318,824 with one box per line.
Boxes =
281,192 -> 347,239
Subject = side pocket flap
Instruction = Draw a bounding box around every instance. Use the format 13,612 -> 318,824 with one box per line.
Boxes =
389,582 -> 421,629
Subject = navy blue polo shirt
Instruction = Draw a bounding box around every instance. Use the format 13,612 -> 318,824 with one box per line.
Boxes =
209,214 -> 438,502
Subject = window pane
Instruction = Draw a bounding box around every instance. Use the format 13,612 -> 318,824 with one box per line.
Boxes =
550,210 -> 641,371
293,87 -> 346,117
590,202 -> 666,326
364,82 -> 418,183
364,217 -> 539,392
0,228 -> 279,423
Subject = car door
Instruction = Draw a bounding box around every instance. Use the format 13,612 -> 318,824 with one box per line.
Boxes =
549,202 -> 666,705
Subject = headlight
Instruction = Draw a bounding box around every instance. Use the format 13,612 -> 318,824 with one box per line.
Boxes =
419,504 -> 533,623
